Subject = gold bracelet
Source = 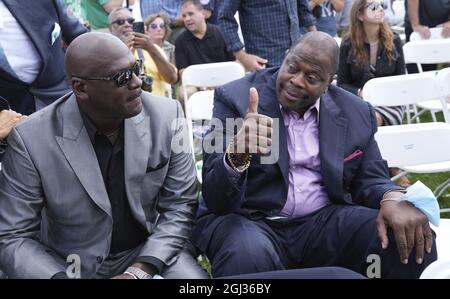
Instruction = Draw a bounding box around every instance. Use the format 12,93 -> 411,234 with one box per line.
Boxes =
226,137 -> 252,173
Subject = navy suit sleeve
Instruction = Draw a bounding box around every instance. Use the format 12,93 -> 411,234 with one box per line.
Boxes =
54,0 -> 87,44
349,102 -> 400,208
202,87 -> 248,215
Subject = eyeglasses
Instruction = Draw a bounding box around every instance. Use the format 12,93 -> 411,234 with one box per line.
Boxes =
73,62 -> 140,87
365,1 -> 386,11
149,23 -> 165,30
110,17 -> 135,26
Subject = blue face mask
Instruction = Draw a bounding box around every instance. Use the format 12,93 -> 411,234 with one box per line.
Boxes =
400,181 -> 440,227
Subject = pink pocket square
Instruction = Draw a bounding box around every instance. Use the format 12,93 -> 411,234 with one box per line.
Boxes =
344,149 -> 363,162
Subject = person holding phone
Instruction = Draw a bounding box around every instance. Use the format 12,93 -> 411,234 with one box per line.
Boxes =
108,7 -> 178,97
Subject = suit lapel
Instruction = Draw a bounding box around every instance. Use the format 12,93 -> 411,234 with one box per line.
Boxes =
124,110 -> 150,227
55,94 -> 112,217
319,91 -> 348,200
3,0 -> 48,75
258,72 -> 289,188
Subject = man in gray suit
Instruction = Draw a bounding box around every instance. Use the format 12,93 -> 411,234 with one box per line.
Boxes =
0,32 -> 206,279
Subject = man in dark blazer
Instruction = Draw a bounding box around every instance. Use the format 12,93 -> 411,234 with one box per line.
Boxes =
193,32 -> 437,278
0,0 -> 87,115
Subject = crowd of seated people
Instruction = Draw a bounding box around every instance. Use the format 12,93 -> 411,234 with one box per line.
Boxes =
0,0 -> 447,279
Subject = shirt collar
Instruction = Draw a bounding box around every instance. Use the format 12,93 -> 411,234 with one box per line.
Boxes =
79,106 -> 124,144
187,23 -> 213,40
281,98 -> 321,126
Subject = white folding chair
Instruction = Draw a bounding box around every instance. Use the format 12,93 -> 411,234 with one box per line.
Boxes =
420,219 -> 450,278
403,39 -> 450,122
181,61 -> 245,106
363,72 -> 450,199
186,90 -> 215,183
181,62 -> 245,182
410,27 -> 447,42
374,122 -> 450,207
362,71 -> 440,123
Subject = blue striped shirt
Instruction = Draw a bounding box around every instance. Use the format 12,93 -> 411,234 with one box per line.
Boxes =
218,0 -> 315,67
140,0 -> 181,22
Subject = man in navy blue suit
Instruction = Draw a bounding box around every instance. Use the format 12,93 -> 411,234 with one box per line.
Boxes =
193,31 -> 437,278
0,0 -> 87,115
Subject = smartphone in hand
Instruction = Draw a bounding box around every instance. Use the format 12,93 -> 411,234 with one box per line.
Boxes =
133,21 -> 145,34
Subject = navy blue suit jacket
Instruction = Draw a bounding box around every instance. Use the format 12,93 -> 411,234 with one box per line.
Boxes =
194,67 -> 399,251
0,0 -> 87,115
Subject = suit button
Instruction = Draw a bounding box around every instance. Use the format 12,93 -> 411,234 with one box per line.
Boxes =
96,256 -> 103,263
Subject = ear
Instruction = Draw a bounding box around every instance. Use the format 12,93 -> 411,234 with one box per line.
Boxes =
71,78 -> 89,102
357,11 -> 364,22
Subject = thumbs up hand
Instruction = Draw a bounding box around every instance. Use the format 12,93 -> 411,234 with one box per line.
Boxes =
229,88 -> 273,165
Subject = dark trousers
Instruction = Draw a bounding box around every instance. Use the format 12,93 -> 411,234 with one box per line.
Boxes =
221,267 -> 365,279
205,205 -> 437,278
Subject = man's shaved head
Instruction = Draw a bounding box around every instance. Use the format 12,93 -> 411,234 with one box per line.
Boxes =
290,31 -> 340,75
65,32 -> 142,124
65,32 -> 132,79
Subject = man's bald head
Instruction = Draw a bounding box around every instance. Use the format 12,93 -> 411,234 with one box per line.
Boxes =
65,32 -> 132,79
289,31 -> 340,76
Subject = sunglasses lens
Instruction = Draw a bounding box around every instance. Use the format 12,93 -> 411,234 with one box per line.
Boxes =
132,63 -> 140,76
151,24 -> 165,29
115,72 -> 128,86
113,18 -> 134,25
114,63 -> 140,87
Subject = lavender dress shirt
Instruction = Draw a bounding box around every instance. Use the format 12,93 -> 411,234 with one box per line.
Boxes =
224,99 -> 332,218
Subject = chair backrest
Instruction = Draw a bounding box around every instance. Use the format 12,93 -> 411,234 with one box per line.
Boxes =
186,90 -> 214,121
375,122 -> 450,167
403,39 -> 450,65
182,62 -> 245,162
181,61 -> 245,89
362,71 -> 440,106
410,27 -> 446,41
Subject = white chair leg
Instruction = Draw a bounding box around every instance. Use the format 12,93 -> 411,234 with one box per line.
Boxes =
434,178 -> 450,199
431,110 -> 437,122
391,171 -> 409,182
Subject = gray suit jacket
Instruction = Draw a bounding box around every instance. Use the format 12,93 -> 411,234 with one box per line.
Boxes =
0,92 -> 198,278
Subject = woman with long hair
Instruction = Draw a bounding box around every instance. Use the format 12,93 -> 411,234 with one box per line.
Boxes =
337,0 -> 409,186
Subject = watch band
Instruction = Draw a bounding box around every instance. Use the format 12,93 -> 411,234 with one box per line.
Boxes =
124,267 -> 152,279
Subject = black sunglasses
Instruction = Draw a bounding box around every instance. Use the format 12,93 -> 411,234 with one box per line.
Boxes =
73,62 -> 140,87
111,17 -> 135,26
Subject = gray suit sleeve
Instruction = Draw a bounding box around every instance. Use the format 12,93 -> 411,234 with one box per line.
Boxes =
137,102 -> 198,266
0,128 -> 67,278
